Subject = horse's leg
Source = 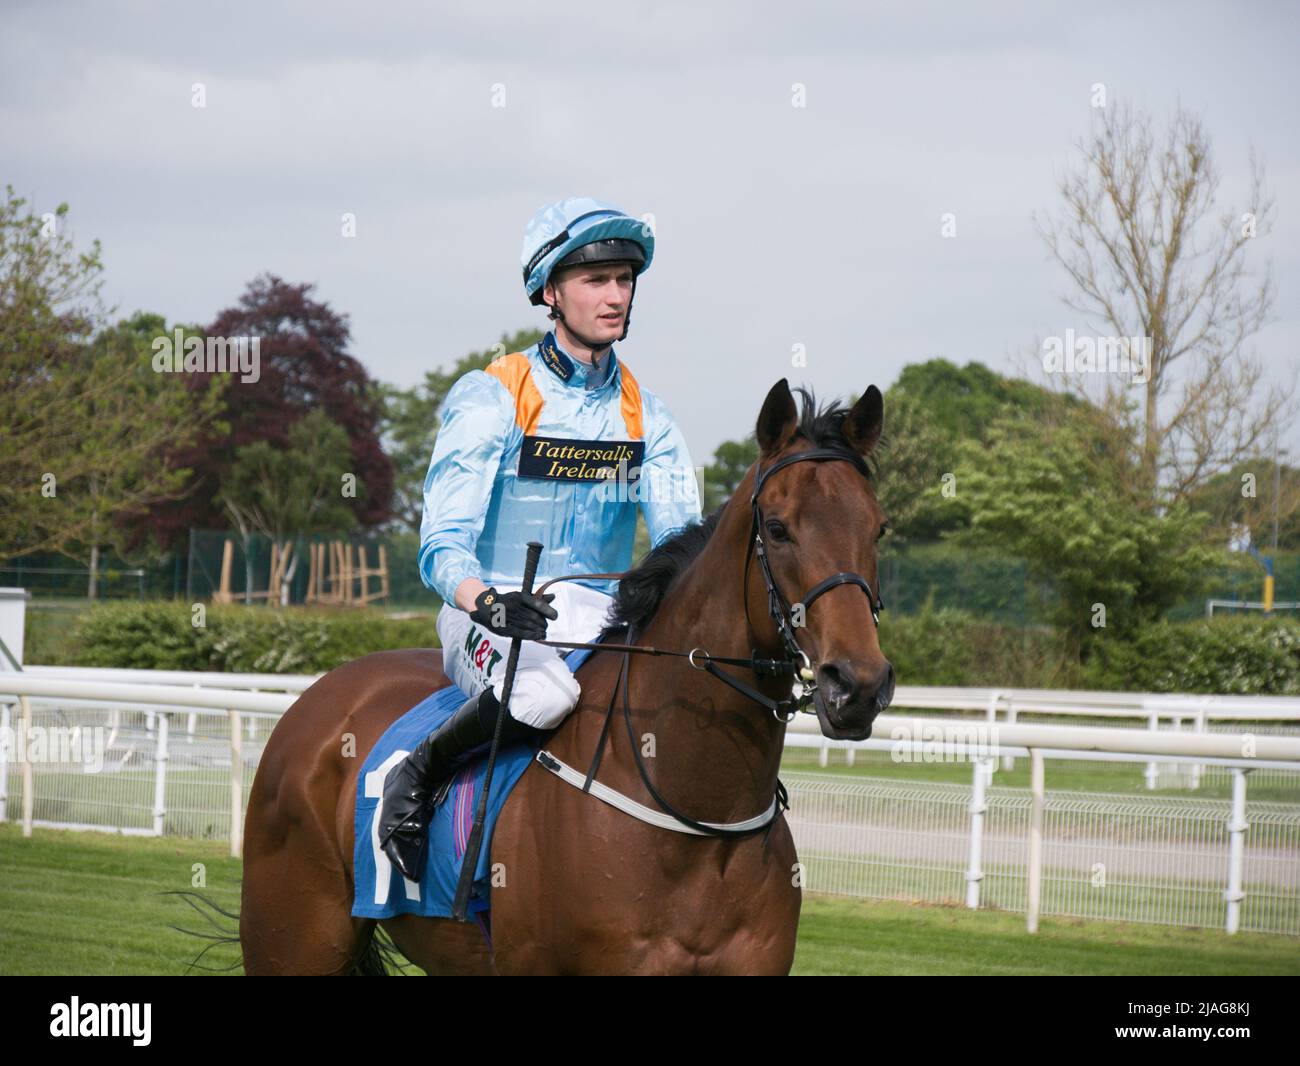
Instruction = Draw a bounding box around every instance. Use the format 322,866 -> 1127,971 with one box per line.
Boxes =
240,766 -> 377,975
241,649 -> 456,976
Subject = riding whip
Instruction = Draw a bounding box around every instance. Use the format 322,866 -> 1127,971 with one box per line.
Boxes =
451,539 -> 544,921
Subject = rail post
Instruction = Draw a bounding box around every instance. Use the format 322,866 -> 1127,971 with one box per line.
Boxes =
229,709 -> 243,858
965,756 -> 991,909
1026,748 -> 1045,933
20,695 -> 33,837
1001,698 -> 1017,773
1144,709 -> 1159,790
1191,705 -> 1207,791
152,711 -> 169,837
0,700 -> 9,822
1224,768 -> 1249,935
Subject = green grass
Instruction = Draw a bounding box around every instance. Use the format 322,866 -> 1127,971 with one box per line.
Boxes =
0,823 -> 244,976
1,823 -> 1295,976
792,896 -> 1300,975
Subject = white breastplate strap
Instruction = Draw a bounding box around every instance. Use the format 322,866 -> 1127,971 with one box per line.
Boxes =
534,750 -> 778,835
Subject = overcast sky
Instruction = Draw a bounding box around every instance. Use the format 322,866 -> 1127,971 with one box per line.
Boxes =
4,0 -> 1297,466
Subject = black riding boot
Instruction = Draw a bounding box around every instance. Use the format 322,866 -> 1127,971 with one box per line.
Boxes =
377,686 -> 540,882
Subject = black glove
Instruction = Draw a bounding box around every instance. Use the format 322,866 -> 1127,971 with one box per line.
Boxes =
470,586 -> 558,640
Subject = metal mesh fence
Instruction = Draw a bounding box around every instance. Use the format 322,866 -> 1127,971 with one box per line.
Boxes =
4,702 -> 1297,936
784,770 -> 1299,935
0,701 -> 269,840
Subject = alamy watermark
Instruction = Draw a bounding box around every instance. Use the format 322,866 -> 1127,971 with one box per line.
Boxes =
50,997 -> 151,1046
1042,329 -> 1151,384
890,722 -> 1001,764
0,724 -> 107,773
592,461 -> 706,506
151,329 -> 261,383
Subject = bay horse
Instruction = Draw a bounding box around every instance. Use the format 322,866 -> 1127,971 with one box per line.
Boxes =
238,378 -> 893,975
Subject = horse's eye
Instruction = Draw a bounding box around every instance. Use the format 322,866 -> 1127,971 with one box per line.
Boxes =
765,518 -> 789,541
878,522 -> 890,542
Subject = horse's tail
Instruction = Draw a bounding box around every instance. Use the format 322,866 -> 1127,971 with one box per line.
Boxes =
163,890 -> 406,975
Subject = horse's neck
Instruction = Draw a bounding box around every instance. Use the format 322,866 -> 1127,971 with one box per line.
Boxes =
626,502 -> 790,823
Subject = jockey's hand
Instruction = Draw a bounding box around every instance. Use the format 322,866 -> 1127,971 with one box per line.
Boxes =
470,586 -> 558,641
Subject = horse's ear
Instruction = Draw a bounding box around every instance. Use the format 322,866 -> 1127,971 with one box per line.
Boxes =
843,385 -> 883,457
756,379 -> 799,457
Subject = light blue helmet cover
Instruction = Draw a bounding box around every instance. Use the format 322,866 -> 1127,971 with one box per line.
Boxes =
521,197 -> 654,306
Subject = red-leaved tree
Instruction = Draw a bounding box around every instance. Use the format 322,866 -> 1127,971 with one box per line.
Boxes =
133,273 -> 394,550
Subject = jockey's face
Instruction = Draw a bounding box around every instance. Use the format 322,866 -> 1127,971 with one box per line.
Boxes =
546,262 -> 634,350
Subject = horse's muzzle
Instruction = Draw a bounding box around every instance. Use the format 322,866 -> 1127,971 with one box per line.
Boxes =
813,659 -> 894,741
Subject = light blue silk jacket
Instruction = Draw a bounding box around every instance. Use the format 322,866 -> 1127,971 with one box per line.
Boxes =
418,332 -> 702,604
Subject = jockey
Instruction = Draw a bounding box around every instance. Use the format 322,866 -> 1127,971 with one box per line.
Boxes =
379,197 -> 703,880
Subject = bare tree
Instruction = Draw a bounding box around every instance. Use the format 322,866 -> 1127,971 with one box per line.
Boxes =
1032,101 -> 1291,505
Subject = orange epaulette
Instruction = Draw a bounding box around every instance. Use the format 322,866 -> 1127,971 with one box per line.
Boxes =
484,349 -> 646,441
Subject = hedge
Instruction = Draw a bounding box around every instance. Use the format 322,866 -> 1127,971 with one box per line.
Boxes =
1082,615 -> 1300,694
37,600 -> 1300,696
69,602 -> 437,674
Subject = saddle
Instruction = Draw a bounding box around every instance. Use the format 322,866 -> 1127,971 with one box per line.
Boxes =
350,643 -> 600,922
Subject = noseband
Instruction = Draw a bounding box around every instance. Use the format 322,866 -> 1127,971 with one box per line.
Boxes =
742,446 -> 885,716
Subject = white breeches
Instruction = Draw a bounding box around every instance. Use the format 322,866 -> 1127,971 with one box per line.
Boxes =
436,581 -> 615,729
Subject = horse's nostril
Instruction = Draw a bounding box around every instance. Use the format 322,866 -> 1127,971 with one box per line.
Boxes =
817,661 -> 859,708
875,662 -> 896,710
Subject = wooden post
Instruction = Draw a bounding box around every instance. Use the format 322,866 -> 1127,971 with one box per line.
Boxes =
268,542 -> 281,602
305,542 -> 318,603
357,545 -> 382,605
217,539 -> 234,604
355,544 -> 369,605
379,545 -> 390,604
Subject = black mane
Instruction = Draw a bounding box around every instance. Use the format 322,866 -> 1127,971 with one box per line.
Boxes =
599,386 -> 872,637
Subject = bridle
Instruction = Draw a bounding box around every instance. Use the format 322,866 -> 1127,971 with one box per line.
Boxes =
740,444 -> 885,719
528,442 -> 886,839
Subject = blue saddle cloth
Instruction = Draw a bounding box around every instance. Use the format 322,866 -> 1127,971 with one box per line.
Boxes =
351,643 -> 598,921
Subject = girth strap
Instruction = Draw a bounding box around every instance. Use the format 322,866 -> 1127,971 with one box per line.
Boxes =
536,750 -> 783,835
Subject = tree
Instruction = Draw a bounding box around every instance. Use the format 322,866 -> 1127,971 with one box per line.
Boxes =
949,401 -> 1219,639
378,329 -> 541,533
1033,102 -> 1289,504
138,274 -> 395,550
0,188 -> 222,580
218,410 -> 357,605
875,360 -> 1084,541
70,312 -> 225,596
701,438 -> 757,514
891,358 -> 1075,444
691,364 -> 1070,542
1185,455 -> 1300,552
873,390 -> 952,543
